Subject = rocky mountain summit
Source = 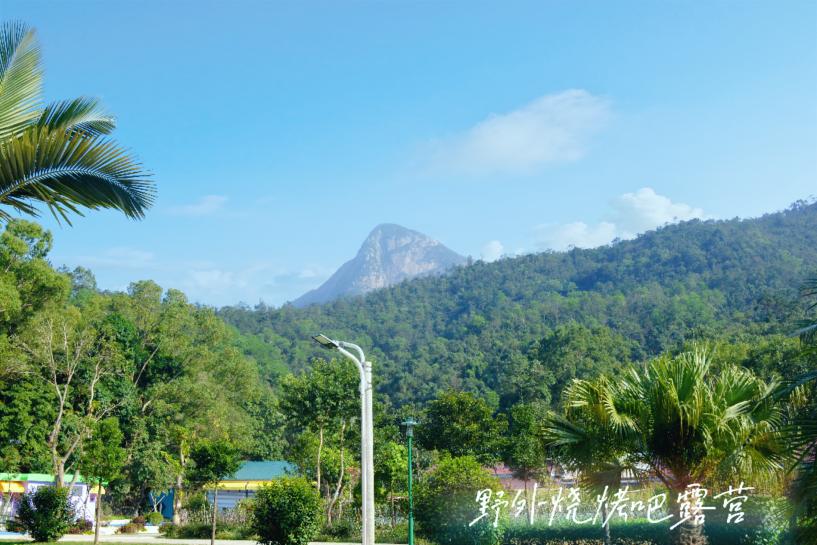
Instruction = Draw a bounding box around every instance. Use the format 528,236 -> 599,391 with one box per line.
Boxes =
292,224 -> 466,307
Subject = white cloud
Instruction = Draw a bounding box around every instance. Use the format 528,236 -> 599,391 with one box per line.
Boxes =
298,268 -> 319,279
610,187 -> 705,236
168,195 -> 227,216
186,269 -> 240,291
180,263 -> 333,303
536,187 -> 706,251
537,221 -> 617,251
79,247 -> 155,268
480,240 -> 504,262
431,89 -> 610,174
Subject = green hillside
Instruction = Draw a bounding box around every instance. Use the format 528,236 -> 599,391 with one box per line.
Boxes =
220,201 -> 817,408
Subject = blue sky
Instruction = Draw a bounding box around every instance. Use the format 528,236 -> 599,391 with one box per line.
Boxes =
3,0 -> 816,306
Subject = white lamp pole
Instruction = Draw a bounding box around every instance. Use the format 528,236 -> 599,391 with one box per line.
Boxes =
313,335 -> 375,545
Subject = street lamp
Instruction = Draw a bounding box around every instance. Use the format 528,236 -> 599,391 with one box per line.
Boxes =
312,334 -> 375,545
402,418 -> 418,545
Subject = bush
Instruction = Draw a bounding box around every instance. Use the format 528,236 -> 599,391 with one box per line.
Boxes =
68,518 -> 93,534
5,518 -> 25,533
117,522 -> 144,534
14,486 -> 74,542
252,477 -> 322,545
415,455 -> 505,545
146,511 -> 164,525
316,517 -> 358,540
502,518 -> 783,545
131,515 -> 146,525
161,521 -> 255,540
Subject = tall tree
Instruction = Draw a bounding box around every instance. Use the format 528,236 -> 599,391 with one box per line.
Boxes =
14,305 -> 125,486
783,273 -> 817,543
543,348 -> 788,545
0,21 -> 154,223
187,440 -> 241,545
80,418 -> 126,545
280,358 -> 358,504
417,390 -> 506,466
503,402 -> 549,491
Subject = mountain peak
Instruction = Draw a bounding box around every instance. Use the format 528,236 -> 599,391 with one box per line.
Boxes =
292,224 -> 465,307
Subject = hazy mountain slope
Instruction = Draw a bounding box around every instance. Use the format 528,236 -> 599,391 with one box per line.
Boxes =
222,201 -> 817,406
292,224 -> 466,307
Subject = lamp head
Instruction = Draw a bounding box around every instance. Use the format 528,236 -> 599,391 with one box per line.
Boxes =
312,334 -> 339,350
402,418 -> 418,437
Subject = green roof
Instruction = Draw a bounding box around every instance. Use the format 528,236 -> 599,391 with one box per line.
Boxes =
225,461 -> 295,481
0,473 -> 90,484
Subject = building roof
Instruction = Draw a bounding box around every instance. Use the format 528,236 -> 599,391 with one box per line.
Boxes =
0,473 -> 91,484
224,461 -> 295,482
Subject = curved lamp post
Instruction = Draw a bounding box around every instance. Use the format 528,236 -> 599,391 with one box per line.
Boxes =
313,334 -> 375,545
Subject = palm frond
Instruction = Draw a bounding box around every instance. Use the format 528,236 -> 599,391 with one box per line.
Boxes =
0,21 -> 42,140
38,97 -> 116,136
0,126 -> 155,223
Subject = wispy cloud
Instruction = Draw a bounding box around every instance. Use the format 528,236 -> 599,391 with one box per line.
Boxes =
428,89 -> 610,175
179,263 -> 334,305
168,195 -> 227,216
78,247 -> 156,268
480,240 -> 504,262
536,187 -> 706,250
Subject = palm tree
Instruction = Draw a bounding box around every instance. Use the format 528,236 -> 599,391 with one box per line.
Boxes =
541,377 -> 641,545
543,348 -> 787,545
780,370 -> 817,544
782,273 -> 817,544
0,21 -> 154,223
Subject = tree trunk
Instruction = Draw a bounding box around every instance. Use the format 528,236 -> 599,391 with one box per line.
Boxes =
676,521 -> 707,545
172,474 -> 183,525
667,486 -> 708,545
316,426 -> 324,495
55,460 -> 65,488
327,420 -> 346,525
601,501 -> 611,545
94,480 -> 102,545
210,487 -> 218,545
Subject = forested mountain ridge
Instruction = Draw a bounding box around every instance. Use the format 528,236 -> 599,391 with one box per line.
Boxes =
221,201 -> 817,407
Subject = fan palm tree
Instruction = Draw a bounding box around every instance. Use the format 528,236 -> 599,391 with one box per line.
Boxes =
0,21 -> 154,224
542,348 -> 787,545
782,273 -> 817,544
541,376 -> 642,545
780,370 -> 817,544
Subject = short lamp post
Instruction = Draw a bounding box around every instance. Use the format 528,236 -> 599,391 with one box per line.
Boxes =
402,418 -> 418,545
312,334 -> 375,545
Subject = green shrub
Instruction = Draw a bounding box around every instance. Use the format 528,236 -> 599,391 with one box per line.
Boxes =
146,511 -> 164,525
116,522 -> 144,534
162,521 -> 255,540
315,520 -> 437,544
502,518 -> 782,545
375,521 -> 436,544
67,518 -> 93,534
14,486 -> 74,542
5,518 -> 25,533
252,476 -> 322,545
318,518 -> 357,540
415,455 -> 505,545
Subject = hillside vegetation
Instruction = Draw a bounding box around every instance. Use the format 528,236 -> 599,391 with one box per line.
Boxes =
220,201 -> 817,408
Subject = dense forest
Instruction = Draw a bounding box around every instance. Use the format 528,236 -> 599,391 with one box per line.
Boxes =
220,201 -> 817,409
1,201 -> 814,525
